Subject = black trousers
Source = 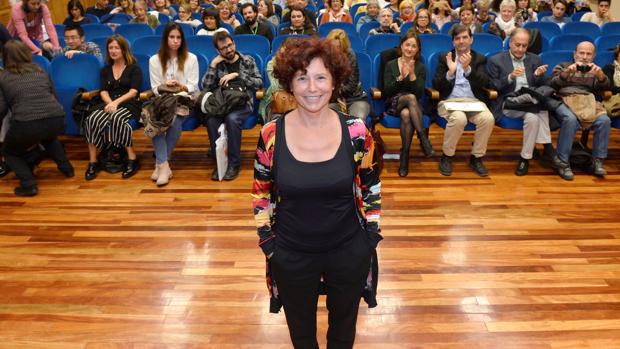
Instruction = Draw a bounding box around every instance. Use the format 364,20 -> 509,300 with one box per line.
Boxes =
271,230 -> 372,349
2,117 -> 71,188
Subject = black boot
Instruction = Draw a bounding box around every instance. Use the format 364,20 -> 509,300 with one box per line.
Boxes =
418,130 -> 434,157
85,162 -> 101,181
399,147 -> 410,177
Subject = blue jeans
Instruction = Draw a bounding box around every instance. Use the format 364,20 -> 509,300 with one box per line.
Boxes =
152,115 -> 185,165
206,106 -> 252,169
555,104 -> 611,163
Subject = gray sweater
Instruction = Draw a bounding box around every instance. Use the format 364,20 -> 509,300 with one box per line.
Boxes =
0,69 -> 65,123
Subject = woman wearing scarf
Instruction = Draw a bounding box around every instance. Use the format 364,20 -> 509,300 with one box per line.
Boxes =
320,0 -> 352,24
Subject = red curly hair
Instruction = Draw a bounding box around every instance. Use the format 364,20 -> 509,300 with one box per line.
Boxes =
273,37 -> 352,99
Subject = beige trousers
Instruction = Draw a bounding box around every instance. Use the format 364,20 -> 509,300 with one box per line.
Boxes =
438,98 -> 494,158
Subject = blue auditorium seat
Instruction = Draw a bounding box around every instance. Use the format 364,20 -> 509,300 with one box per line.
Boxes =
419,34 -> 452,64
540,50 -> 574,76
601,22 -> 620,36
271,34 -> 310,54
187,35 -> 219,60
365,33 -> 400,59
550,34 -> 593,51
156,22 -> 194,37
81,24 -> 114,41
318,22 -> 359,39
132,35 -> 162,56
523,21 -> 561,41
595,35 -> 620,53
233,34 -> 270,61
115,23 -> 155,45
32,54 -> 50,73
359,21 -> 380,43
562,21 -> 601,40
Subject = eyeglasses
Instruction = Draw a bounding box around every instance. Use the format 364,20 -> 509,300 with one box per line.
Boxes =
218,42 -> 234,52
64,35 -> 81,40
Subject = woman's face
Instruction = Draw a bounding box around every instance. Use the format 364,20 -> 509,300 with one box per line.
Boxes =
460,9 -> 473,25
330,0 -> 343,11
291,58 -> 334,114
401,3 -> 414,17
120,0 -> 128,9
108,40 -> 123,62
135,4 -> 145,18
219,5 -> 230,18
155,0 -> 165,8
167,29 -> 182,52
367,4 -> 379,17
190,0 -> 199,10
417,10 -> 429,26
70,6 -> 82,18
178,7 -> 190,20
27,0 -> 41,12
204,16 -> 217,28
291,10 -> 305,27
518,0 -> 528,9
258,0 -> 268,16
500,6 -> 514,21
400,37 -> 419,59
478,8 -> 489,19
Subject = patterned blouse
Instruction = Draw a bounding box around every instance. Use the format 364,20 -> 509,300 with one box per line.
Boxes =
251,112 -> 382,313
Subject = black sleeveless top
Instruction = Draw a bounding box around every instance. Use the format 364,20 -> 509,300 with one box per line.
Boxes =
273,114 -> 363,253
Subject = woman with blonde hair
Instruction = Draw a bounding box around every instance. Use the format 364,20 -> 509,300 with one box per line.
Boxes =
325,29 -> 370,120
110,0 -> 135,16
84,35 -> 143,181
130,0 -> 159,28
175,2 -> 202,27
217,0 -> 240,28
399,0 -> 417,22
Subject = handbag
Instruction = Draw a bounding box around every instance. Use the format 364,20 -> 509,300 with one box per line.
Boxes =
602,93 -> 620,118
270,90 -> 297,114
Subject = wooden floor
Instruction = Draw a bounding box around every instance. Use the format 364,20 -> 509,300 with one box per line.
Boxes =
1,125 -> 620,349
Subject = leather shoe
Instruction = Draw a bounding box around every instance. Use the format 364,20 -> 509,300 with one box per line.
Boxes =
14,185 -> 38,197
58,163 -> 75,178
0,161 -> 10,178
211,167 -> 219,181
398,149 -> 409,177
469,155 -> 489,177
591,158 -> 607,177
223,166 -> 240,181
122,158 -> 141,179
552,156 -> 574,181
418,133 -> 434,157
85,162 -> 101,181
438,154 -> 453,176
515,158 -> 529,176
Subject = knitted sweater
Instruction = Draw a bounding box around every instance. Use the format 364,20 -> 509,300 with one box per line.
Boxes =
0,70 -> 64,123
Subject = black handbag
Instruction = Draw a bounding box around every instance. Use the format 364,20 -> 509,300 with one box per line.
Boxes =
71,88 -> 104,136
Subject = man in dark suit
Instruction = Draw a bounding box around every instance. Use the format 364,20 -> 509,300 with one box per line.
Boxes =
487,28 -> 553,176
432,24 -> 494,177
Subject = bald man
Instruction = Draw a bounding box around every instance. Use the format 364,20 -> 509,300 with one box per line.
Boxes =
549,41 -> 611,180
487,28 -> 554,176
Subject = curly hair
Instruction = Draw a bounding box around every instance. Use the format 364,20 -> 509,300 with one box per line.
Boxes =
273,37 -> 352,97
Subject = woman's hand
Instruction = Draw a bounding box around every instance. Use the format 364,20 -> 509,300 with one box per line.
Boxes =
104,101 -> 118,113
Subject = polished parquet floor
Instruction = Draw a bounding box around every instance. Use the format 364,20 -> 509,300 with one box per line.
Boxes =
1,125 -> 620,349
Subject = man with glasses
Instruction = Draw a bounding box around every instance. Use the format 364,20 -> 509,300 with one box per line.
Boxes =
59,24 -> 102,59
202,31 -> 262,181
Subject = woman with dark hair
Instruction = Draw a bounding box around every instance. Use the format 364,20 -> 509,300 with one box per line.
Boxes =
279,6 -> 316,35
252,37 -> 381,349
384,31 -> 432,177
7,0 -> 60,56
258,0 -> 280,27
411,8 -> 437,34
197,8 -> 228,35
515,0 -> 538,26
63,0 -> 93,26
84,35 -> 142,181
130,0 -> 159,28
0,40 -> 74,196
148,23 -> 198,186
320,0 -> 353,24
326,29 -> 370,120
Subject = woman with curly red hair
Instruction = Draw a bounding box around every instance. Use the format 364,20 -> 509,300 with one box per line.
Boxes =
251,37 -> 382,348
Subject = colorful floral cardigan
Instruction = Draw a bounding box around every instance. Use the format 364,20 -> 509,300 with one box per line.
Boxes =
251,112 -> 382,313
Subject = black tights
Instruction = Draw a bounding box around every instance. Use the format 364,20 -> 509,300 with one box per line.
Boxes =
397,94 -> 424,153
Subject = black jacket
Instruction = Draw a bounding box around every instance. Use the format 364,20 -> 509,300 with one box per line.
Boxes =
432,49 -> 490,103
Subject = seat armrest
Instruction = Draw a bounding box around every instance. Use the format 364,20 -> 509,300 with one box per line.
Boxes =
256,88 -> 264,100
425,87 -> 439,100
371,87 -> 382,100
140,90 -> 154,101
483,88 -> 498,100
80,90 -> 101,101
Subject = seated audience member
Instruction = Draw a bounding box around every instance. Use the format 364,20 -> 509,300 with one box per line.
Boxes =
197,8 -> 228,35
602,44 -> 620,118
86,0 -> 114,18
280,7 -> 316,35
202,31 -> 262,181
282,0 -> 317,29
152,0 -> 177,19
515,0 -> 538,26
450,4 -> 483,35
149,23 -> 199,186
535,0 -> 553,12
64,0 -> 93,26
175,2 -> 202,27
258,0 -> 280,27
411,8 -> 436,34
235,3 -> 274,43
0,40 -> 74,197
495,0 -> 518,36
384,31 -> 433,177
131,0 -> 159,28
109,0 -> 135,16
218,1 -> 241,29
487,28 -> 556,176
430,0 -> 454,30
399,0 -> 417,22
7,0 -> 60,57
189,0 -> 202,14
59,24 -> 102,60
84,35 -> 142,181
540,0 -> 572,27
476,0 -> 497,24
575,0 -> 591,12
387,0 -> 400,12
432,24 -> 494,177
326,30 -> 370,120
549,41 -> 611,180
320,0 -> 353,24
580,0 -> 613,25
369,8 -> 401,34
356,0 -> 381,31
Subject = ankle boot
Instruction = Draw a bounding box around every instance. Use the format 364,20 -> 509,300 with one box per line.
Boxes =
418,132 -> 434,157
151,164 -> 160,181
156,162 -> 172,187
399,147 -> 410,177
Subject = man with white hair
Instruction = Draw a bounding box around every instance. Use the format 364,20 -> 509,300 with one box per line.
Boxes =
549,41 -> 611,180
368,8 -> 400,35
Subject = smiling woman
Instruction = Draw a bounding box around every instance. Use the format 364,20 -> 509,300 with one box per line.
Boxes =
252,37 -> 382,349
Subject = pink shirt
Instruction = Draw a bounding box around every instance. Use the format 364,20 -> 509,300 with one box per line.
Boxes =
7,2 -> 59,54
